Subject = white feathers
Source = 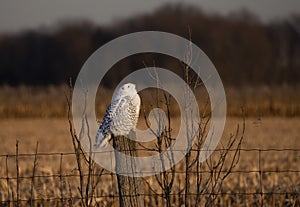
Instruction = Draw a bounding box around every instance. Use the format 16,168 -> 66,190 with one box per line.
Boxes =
94,83 -> 141,148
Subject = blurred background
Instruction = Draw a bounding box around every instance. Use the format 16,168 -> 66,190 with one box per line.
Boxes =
0,0 -> 300,117
0,0 -> 299,118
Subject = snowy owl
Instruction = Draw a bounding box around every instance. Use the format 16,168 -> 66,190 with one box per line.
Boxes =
94,83 -> 141,148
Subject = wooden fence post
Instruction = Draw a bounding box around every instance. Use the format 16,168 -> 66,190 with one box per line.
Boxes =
113,131 -> 144,207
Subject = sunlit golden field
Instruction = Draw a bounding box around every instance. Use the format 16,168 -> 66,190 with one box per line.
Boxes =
0,117 -> 299,206
1,117 -> 299,154
0,85 -> 299,118
0,85 -> 299,206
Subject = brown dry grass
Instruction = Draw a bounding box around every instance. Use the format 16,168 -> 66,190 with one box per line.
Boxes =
0,85 -> 299,206
0,117 -> 299,206
0,85 -> 299,118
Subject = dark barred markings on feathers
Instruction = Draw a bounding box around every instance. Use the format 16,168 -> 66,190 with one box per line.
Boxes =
94,83 -> 141,149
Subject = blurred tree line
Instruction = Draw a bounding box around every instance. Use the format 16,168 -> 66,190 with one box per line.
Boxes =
0,3 -> 299,87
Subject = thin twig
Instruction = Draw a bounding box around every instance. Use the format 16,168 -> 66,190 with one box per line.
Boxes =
30,142 -> 39,207
15,140 -> 20,207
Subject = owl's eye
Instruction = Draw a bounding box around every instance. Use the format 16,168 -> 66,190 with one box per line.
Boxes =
127,85 -> 130,88
122,87 -> 124,90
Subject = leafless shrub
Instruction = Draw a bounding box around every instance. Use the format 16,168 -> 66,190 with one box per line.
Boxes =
65,80 -> 105,207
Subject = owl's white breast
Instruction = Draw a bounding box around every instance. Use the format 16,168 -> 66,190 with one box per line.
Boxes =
132,93 -> 141,116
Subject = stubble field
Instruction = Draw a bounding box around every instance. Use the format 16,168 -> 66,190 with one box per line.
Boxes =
0,85 -> 299,206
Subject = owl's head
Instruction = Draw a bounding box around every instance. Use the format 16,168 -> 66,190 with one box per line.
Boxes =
113,83 -> 137,99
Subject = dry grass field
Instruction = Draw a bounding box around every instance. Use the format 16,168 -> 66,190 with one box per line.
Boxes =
0,85 -> 299,206
0,117 -> 299,206
0,85 -> 299,118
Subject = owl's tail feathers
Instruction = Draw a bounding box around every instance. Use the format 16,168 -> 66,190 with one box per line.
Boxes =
94,131 -> 111,149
